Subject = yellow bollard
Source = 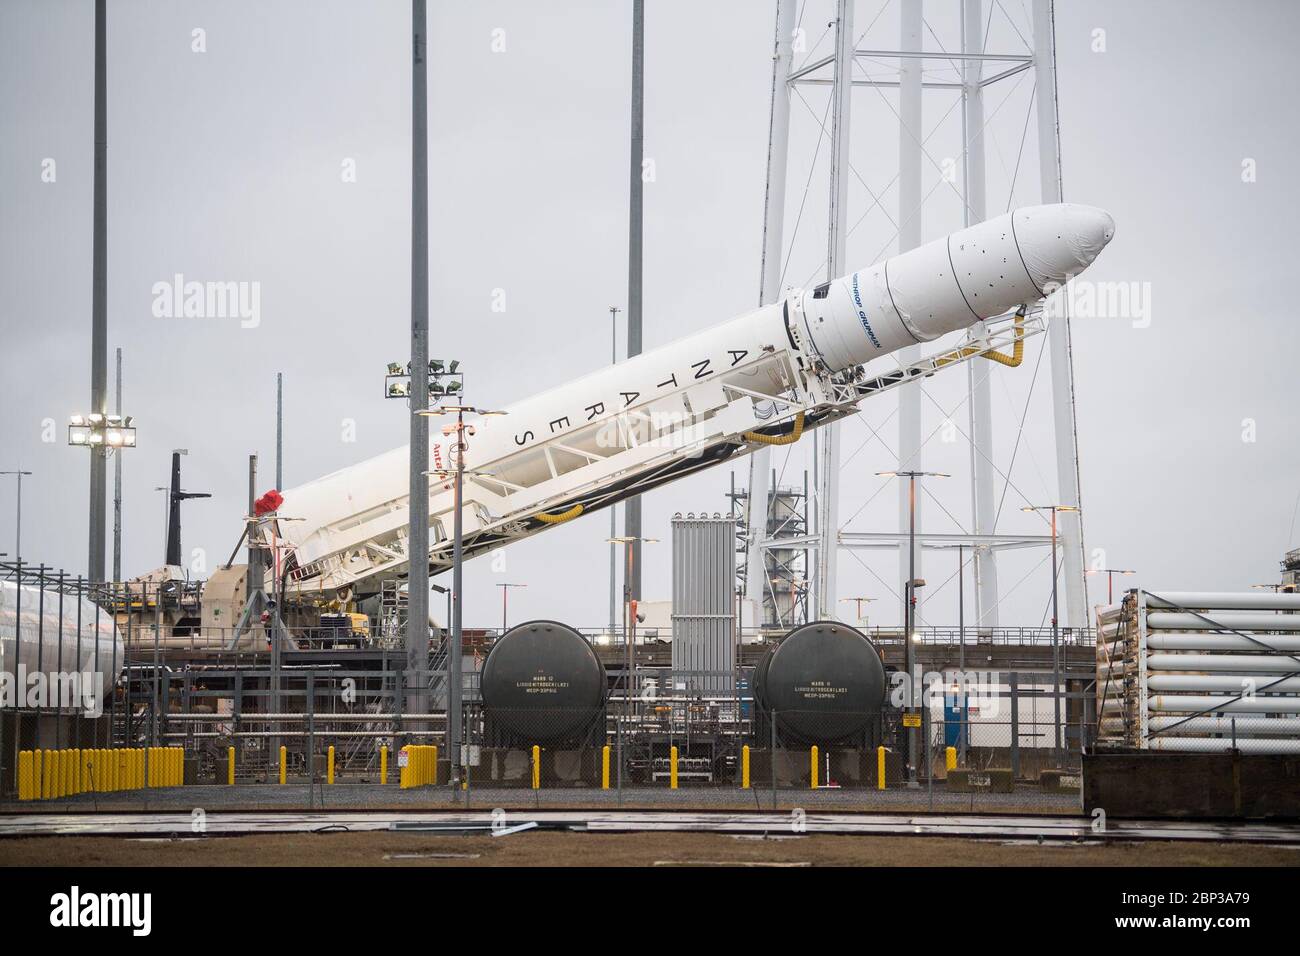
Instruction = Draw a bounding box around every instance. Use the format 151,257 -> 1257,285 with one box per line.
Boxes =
137,748 -> 145,789
34,750 -> 44,799
41,750 -> 51,799
431,745 -> 438,785
60,749 -> 70,798
280,745 -> 287,785
601,745 -> 610,790
327,745 -> 335,784
670,746 -> 679,789
399,747 -> 408,789
945,746 -> 957,772
531,745 -> 540,790
741,745 -> 750,789
82,750 -> 92,793
380,745 -> 388,785
877,745 -> 887,791
810,745 -> 819,790
227,746 -> 235,786
18,751 -> 32,801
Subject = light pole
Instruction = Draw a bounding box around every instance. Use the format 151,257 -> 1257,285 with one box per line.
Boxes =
1087,567 -> 1136,605
608,306 -> 621,644
497,583 -> 527,633
419,400 -> 507,785
607,535 -> 657,707
68,414 -> 135,581
1023,504 -> 1080,760
0,471 -> 32,561
877,470 -> 947,782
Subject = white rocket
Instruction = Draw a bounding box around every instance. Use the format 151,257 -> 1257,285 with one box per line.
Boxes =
278,203 -> 1114,597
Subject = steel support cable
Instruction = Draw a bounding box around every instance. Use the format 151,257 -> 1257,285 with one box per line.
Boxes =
777,92 -> 834,290
992,320 -> 1049,531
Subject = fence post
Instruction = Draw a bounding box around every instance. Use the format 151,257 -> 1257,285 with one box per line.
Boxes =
1009,672 -> 1021,780
306,671 -> 316,783
810,745 -> 818,790
670,745 -> 678,789
227,746 -> 235,785
601,744 -> 610,790
770,710 -> 777,810
741,745 -> 750,789
926,707 -> 935,809
531,745 -> 540,790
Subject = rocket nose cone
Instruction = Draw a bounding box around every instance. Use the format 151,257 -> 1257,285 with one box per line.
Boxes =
1066,203 -> 1115,269
1012,203 -> 1115,292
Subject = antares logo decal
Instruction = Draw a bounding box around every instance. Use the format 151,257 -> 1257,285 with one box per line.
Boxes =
851,273 -> 882,349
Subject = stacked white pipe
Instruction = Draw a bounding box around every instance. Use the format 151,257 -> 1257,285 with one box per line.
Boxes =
1097,590 -> 1300,753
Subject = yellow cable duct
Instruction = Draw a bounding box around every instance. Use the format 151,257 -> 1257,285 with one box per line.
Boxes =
743,411 -> 805,446
934,307 -> 1026,370
535,503 -> 584,524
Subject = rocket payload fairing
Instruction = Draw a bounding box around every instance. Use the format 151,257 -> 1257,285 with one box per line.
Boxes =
278,203 -> 1114,596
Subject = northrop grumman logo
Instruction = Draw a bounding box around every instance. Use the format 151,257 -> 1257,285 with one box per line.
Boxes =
49,886 -> 151,936
850,273 -> 882,349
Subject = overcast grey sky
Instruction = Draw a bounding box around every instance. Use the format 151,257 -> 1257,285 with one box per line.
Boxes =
2,0 -> 1297,629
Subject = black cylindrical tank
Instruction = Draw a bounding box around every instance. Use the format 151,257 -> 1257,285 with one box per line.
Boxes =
754,621 -> 886,742
480,620 -> 606,744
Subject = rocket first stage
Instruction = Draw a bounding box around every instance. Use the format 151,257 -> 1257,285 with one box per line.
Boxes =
277,203 -> 1114,597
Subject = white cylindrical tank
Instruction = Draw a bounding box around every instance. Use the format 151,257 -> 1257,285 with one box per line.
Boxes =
0,581 -> 123,716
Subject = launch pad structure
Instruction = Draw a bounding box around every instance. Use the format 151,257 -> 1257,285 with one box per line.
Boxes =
742,0 -> 1089,638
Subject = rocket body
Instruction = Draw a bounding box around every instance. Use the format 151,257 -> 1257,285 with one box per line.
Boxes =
279,203 -> 1113,593
794,203 -> 1115,372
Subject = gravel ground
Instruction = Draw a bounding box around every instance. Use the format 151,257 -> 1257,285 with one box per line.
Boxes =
2,830 -> 1297,867
0,782 -> 1078,815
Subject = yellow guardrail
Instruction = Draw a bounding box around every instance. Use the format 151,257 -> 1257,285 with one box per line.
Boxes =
399,745 -> 439,788
18,747 -> 185,800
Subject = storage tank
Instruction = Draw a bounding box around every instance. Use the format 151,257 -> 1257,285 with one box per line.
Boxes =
0,580 -> 124,715
479,620 -> 606,744
754,621 -> 886,743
